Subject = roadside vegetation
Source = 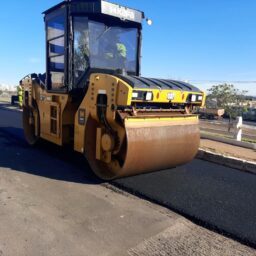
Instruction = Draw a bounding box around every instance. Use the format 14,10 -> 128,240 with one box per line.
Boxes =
206,83 -> 248,120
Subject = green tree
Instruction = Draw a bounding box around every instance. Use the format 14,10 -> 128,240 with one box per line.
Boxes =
207,83 -> 247,124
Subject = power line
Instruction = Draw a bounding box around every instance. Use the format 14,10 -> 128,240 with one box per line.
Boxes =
188,80 -> 256,84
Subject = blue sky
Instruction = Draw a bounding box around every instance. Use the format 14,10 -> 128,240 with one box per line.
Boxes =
1,0 -> 256,95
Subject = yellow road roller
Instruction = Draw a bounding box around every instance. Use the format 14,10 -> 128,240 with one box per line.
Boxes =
21,0 -> 206,180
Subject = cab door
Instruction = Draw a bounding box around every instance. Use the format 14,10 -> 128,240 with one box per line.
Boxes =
39,9 -> 67,145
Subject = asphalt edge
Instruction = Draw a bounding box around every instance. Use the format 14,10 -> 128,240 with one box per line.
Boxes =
197,149 -> 256,175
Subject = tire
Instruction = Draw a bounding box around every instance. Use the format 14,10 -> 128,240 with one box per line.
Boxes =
23,106 -> 40,145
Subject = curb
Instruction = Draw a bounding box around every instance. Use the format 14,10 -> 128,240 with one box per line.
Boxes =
200,133 -> 256,150
197,149 -> 256,175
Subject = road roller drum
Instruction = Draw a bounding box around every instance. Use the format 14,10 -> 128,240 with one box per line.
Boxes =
85,115 -> 200,180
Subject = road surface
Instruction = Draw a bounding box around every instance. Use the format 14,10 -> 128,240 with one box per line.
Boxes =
0,103 -> 255,255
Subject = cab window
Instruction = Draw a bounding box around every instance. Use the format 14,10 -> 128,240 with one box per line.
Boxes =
47,14 -> 65,90
73,17 -> 89,87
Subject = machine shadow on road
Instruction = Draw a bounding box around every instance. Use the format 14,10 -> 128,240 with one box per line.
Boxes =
0,126 -> 103,185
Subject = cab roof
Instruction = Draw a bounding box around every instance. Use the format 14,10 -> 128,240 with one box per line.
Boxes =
43,0 -> 144,24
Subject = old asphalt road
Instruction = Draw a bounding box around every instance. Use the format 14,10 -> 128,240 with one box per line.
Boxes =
0,103 -> 255,255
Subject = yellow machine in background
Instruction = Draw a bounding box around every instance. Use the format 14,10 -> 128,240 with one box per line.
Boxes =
21,0 -> 205,180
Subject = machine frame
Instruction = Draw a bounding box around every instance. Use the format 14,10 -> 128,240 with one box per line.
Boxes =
21,0 -> 206,180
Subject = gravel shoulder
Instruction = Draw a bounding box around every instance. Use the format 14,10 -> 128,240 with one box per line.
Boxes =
200,138 -> 256,162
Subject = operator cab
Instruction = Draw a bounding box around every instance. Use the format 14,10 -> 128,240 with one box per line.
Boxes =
43,0 -> 144,92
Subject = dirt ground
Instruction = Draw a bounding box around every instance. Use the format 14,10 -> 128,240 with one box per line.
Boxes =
200,138 -> 256,162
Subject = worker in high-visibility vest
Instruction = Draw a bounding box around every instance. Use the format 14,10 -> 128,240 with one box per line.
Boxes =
103,37 -> 127,69
105,43 -> 127,58
17,85 -> 23,108
116,43 -> 127,59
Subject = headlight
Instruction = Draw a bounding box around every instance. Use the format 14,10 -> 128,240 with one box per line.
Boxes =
132,92 -> 139,98
132,91 -> 153,101
167,92 -> 175,100
145,92 -> 153,101
191,95 -> 197,102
